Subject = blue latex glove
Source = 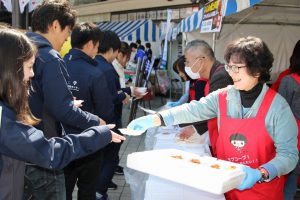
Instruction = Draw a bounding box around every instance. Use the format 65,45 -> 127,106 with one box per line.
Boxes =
237,166 -> 262,190
127,115 -> 157,132
166,101 -> 181,107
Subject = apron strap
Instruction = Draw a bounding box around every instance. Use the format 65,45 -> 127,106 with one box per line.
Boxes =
256,88 -> 276,118
218,89 -> 228,117
290,73 -> 300,84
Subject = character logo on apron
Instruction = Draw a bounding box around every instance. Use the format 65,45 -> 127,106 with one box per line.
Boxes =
229,133 -> 248,154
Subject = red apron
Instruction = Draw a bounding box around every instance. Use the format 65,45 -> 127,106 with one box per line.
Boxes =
216,89 -> 285,200
189,78 -> 209,101
290,73 -> 300,149
271,69 -> 290,91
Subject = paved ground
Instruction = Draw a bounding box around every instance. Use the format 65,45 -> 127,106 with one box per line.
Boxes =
72,95 -> 166,200
106,96 -> 165,200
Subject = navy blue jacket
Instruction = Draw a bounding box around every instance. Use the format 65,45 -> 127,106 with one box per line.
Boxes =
95,55 -> 129,123
63,49 -> 115,135
27,32 -> 100,138
0,101 -> 111,199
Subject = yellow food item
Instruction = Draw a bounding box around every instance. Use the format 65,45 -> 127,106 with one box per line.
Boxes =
227,166 -> 236,170
190,159 -> 200,164
171,155 -> 183,159
211,164 -> 220,169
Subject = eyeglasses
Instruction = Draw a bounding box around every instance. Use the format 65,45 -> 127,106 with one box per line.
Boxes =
224,64 -> 246,73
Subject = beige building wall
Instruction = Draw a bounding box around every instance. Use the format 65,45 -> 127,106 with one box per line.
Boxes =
73,0 -> 191,22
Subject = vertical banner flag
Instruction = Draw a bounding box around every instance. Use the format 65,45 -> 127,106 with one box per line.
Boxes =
19,0 -> 30,13
200,0 -> 223,33
1,0 -> 12,12
160,9 -> 172,69
28,0 -> 42,12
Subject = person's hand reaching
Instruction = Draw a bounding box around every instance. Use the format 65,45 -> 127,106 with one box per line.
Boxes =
127,115 -> 160,132
99,117 -> 106,126
107,124 -> 126,143
166,101 -> 181,107
179,125 -> 196,140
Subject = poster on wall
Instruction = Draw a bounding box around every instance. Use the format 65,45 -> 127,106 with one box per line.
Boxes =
137,12 -> 146,20
157,10 -> 164,20
172,9 -> 180,19
119,14 -> 128,21
162,10 -> 168,20
111,14 -> 119,22
147,11 -> 157,20
200,0 -> 223,33
180,7 -> 193,19
128,13 -> 137,21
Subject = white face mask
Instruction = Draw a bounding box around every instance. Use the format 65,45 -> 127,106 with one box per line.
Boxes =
184,66 -> 200,79
184,57 -> 202,79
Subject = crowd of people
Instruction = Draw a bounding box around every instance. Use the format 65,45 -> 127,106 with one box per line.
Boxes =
0,1 -> 147,200
0,0 -> 299,200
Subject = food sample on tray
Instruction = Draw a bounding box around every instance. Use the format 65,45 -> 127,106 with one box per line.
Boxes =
227,166 -> 237,170
170,155 -> 234,169
171,155 -> 183,159
211,164 -> 221,169
127,149 -> 245,195
190,158 -> 200,164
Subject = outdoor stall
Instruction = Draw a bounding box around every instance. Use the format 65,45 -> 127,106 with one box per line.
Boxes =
174,0 -> 300,82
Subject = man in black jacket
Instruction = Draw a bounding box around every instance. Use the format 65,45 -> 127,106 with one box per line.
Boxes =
180,39 -> 233,155
25,2 -> 108,199
63,23 -> 115,200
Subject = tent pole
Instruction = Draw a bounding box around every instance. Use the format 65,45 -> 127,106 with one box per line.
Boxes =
169,41 -> 172,99
12,0 -> 21,28
212,33 -> 216,52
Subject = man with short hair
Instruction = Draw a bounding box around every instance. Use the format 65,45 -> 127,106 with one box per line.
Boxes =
25,1 -> 107,199
95,31 -> 130,200
63,22 -> 115,200
180,39 -> 233,155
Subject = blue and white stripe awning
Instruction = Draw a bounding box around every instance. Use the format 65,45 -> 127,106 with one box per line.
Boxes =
224,0 -> 263,16
178,9 -> 204,33
98,20 -> 159,42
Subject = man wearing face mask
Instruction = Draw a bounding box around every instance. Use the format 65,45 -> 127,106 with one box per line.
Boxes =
181,39 -> 233,155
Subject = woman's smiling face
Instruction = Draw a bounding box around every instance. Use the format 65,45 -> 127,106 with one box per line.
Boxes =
227,53 -> 259,91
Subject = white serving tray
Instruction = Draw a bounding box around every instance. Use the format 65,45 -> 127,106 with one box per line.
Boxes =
127,149 -> 245,195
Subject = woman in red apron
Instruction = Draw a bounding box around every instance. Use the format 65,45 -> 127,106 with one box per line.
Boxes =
277,40 -> 300,200
216,36 -> 293,200
128,37 -> 298,200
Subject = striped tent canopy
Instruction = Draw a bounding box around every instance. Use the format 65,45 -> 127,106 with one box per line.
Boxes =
177,9 -> 204,33
224,0 -> 263,16
97,20 -> 159,42
173,0 -> 263,35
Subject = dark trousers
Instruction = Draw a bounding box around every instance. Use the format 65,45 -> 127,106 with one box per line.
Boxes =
24,165 -> 66,200
64,150 -> 103,200
96,141 -> 122,195
96,117 -> 123,195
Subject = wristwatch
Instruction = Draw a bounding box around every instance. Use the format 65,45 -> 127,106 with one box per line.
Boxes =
258,167 -> 269,183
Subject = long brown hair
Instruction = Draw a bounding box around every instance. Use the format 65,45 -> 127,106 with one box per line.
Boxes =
0,28 -> 39,125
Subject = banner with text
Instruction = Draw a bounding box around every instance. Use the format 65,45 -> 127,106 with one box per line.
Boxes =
200,0 -> 223,33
